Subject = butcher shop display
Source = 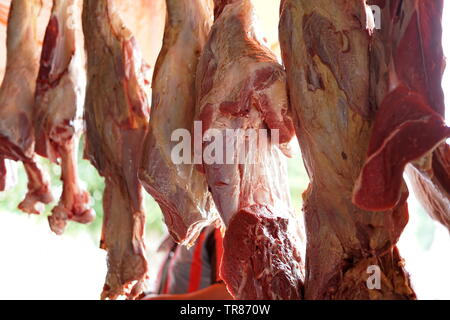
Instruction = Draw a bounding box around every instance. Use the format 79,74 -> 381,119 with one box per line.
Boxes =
362,0 -> 450,230
0,0 -> 449,301
353,0 -> 450,215
280,0 -> 421,299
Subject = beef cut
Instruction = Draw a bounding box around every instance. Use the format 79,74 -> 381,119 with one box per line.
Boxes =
83,0 -> 151,300
139,0 -> 219,245
34,0 -> 94,235
196,0 -> 304,300
354,1 -> 450,227
0,0 -> 53,214
280,0 -> 415,299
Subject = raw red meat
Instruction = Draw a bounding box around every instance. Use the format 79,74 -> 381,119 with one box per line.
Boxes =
280,0 -> 415,299
139,0 -> 219,245
83,0 -> 151,300
0,0 -> 53,214
197,0 -> 303,300
392,0 -> 450,231
354,1 -> 450,221
353,86 -> 450,211
34,0 -> 94,235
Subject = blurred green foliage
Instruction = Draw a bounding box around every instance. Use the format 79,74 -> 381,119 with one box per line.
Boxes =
415,205 -> 436,251
287,155 -> 310,216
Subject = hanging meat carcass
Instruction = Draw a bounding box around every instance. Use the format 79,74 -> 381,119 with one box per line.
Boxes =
139,0 -> 219,245
196,0 -> 304,300
353,1 -> 450,226
0,0 -> 53,214
279,0 -> 415,299
82,0 -> 152,300
34,0 -> 94,235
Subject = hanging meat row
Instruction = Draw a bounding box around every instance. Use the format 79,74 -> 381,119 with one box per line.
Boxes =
0,0 -> 449,300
